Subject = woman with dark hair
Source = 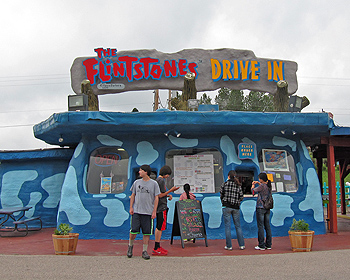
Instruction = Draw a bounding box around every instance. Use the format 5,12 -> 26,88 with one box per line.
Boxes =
179,183 -> 196,200
251,172 -> 272,250
220,170 -> 245,250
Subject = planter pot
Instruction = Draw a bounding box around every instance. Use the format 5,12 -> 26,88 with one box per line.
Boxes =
52,233 -> 79,255
288,230 -> 314,252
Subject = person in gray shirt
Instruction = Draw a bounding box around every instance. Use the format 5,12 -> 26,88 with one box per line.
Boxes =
127,165 -> 160,260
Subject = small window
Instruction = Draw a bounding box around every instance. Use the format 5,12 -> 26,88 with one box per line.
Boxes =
165,148 -> 224,193
259,149 -> 298,193
86,147 -> 129,194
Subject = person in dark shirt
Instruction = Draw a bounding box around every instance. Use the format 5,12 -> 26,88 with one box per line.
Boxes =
220,170 -> 245,250
152,165 -> 179,256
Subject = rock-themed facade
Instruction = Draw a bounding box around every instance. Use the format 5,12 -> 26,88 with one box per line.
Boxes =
0,111 -> 331,239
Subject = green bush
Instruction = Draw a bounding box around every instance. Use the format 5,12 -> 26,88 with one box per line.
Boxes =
54,223 -> 73,235
289,219 -> 310,232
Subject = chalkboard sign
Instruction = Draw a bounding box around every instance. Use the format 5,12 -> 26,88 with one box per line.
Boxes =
171,200 -> 208,248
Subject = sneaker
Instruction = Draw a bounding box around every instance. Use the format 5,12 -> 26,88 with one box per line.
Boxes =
159,247 -> 168,254
255,246 -> 265,251
224,246 -> 233,250
142,250 -> 150,260
266,247 -> 272,250
152,248 -> 167,256
240,246 -> 245,250
127,245 -> 133,258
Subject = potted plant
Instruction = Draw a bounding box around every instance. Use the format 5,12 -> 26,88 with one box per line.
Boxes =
52,223 -> 79,255
288,219 -> 314,252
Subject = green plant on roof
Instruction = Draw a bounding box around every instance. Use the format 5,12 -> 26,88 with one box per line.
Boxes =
289,219 -> 310,232
54,223 -> 73,235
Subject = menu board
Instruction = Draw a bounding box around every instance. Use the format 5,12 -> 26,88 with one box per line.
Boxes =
171,200 -> 208,248
173,154 -> 215,193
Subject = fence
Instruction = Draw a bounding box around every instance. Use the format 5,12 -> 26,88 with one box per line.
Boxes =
323,182 -> 350,207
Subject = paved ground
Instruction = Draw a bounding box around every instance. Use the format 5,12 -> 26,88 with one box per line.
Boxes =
1,216 -> 350,279
1,250 -> 350,280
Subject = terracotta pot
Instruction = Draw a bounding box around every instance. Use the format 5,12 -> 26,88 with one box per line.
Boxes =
52,233 -> 79,255
288,230 -> 314,252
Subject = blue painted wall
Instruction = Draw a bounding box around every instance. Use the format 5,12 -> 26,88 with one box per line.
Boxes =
0,125 -> 326,239
0,150 -> 73,227
51,131 -> 326,239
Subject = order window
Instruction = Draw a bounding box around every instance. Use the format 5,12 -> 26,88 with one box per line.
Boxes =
86,147 -> 129,194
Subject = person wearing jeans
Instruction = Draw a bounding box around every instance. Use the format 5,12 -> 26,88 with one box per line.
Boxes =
220,170 -> 245,250
223,207 -> 245,249
256,208 -> 272,249
251,172 -> 273,250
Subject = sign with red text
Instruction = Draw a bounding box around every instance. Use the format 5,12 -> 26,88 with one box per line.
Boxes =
70,48 -> 298,95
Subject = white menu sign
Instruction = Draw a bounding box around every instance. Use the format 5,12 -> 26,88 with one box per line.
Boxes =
174,154 -> 215,193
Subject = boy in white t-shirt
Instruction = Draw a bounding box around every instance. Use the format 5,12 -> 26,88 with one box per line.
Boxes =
127,165 -> 160,260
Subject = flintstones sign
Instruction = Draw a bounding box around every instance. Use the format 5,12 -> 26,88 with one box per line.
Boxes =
70,48 -> 298,95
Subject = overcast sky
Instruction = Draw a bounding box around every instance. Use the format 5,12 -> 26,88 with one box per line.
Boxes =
1,0 -> 349,150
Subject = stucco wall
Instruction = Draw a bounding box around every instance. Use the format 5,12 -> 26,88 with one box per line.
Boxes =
0,150 -> 72,227
54,132 -> 326,239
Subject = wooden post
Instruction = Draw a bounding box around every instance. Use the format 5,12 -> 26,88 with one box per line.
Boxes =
81,80 -> 99,111
339,159 -> 350,214
327,143 -> 338,233
182,72 -> 197,111
273,80 -> 289,112
316,157 -> 323,194
168,90 -> 172,110
153,89 -> 159,111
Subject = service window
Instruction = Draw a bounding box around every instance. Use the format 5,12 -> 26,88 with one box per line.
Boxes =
86,147 -> 129,194
165,148 -> 224,193
258,149 -> 298,193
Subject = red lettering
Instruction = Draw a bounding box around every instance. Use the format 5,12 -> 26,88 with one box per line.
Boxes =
95,155 -> 102,165
163,60 -> 177,77
118,56 -> 138,81
178,59 -> 187,75
94,47 -> 118,59
111,48 -> 117,56
139,57 -> 159,79
82,58 -> 99,85
103,48 -> 111,57
112,62 -> 125,77
86,49 -> 200,83
188,62 -> 198,77
134,63 -> 143,80
94,154 -> 120,166
98,61 -> 112,82
94,48 -> 104,59
150,64 -> 162,79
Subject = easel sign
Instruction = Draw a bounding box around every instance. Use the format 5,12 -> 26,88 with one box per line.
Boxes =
171,200 -> 208,248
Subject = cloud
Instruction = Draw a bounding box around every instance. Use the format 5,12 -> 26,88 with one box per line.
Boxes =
0,0 -> 349,150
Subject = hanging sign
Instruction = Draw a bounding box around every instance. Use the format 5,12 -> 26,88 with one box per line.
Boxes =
71,48 -> 298,96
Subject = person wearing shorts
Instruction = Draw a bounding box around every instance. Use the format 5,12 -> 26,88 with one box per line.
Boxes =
152,165 -> 179,256
127,165 -> 160,260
